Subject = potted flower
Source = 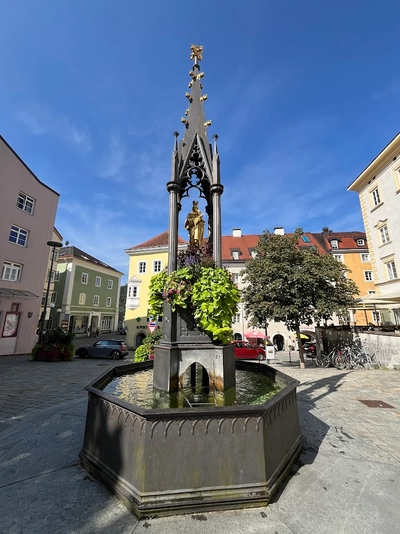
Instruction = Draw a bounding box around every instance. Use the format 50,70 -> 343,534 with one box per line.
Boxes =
31,328 -> 75,362
148,246 -> 240,345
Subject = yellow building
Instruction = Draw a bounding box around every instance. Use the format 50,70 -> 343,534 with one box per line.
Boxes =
124,231 -> 187,348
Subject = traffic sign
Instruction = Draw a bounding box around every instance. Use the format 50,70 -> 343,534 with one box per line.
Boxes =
148,321 -> 157,333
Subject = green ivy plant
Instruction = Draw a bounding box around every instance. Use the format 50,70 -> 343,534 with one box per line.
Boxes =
148,247 -> 240,344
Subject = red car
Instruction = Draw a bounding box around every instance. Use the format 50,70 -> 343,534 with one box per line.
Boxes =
232,341 -> 266,360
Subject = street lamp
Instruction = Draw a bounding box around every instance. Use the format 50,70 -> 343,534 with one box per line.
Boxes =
38,240 -> 63,343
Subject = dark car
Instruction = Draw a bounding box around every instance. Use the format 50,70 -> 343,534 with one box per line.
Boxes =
119,326 -> 127,335
75,339 -> 128,360
302,341 -> 317,358
232,341 -> 266,360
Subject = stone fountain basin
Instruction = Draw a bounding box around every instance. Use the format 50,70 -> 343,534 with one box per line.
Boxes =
80,360 -> 302,518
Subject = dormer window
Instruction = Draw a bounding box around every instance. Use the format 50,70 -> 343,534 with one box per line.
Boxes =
330,240 -> 339,249
231,249 -> 241,260
356,239 -> 365,246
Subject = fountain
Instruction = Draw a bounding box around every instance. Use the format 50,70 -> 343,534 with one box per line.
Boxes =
80,45 -> 302,518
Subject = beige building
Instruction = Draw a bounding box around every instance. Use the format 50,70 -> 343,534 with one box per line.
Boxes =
348,133 -> 400,326
0,136 -> 59,355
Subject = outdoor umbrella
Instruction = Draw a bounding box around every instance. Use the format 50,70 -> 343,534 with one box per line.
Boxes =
294,333 -> 309,339
244,329 -> 267,340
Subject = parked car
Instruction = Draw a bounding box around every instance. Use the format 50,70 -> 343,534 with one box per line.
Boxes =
232,341 -> 266,360
75,339 -> 128,359
302,341 -> 317,358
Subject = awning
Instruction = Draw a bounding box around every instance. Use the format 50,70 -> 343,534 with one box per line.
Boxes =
244,329 -> 267,339
0,288 -> 39,299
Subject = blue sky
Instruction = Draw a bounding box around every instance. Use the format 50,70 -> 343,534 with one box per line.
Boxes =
1,0 -> 399,282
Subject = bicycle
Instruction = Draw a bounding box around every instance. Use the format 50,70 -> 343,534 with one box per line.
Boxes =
315,347 -> 338,368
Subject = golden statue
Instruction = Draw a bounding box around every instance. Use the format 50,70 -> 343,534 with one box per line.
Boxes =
185,200 -> 205,248
190,44 -> 203,62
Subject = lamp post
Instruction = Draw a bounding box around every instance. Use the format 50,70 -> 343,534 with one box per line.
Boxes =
38,240 -> 63,343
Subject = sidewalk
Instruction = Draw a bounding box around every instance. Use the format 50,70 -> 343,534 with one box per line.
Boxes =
0,352 -> 399,533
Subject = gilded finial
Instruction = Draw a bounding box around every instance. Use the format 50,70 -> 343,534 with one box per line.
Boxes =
185,92 -> 192,102
196,72 -> 204,80
190,44 -> 203,62
181,118 -> 189,127
204,120 -> 212,127
185,108 -> 189,116
174,131 -> 179,138
188,80 -> 193,88
200,95 -> 208,102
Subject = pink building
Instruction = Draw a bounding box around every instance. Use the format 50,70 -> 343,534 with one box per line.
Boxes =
0,136 -> 59,355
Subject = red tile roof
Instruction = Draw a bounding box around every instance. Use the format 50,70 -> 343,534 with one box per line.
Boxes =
126,230 -> 187,251
222,234 -> 261,261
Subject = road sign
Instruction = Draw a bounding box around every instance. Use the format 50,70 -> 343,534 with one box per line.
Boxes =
148,322 -> 157,333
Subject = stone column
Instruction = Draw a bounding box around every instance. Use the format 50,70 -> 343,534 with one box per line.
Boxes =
166,182 -> 180,274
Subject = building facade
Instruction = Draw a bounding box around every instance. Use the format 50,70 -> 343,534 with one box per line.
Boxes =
0,136 -> 59,355
124,231 -> 187,349
52,246 -> 123,337
348,133 -> 400,326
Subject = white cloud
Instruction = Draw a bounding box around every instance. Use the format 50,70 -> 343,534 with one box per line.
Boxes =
99,134 -> 126,179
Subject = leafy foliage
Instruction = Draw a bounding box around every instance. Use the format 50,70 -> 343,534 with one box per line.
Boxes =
148,246 -> 240,344
241,229 -> 359,366
133,330 -> 162,362
31,328 -> 75,361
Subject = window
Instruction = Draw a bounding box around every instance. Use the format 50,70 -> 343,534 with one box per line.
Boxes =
361,253 -> 370,262
128,286 -> 138,298
81,273 -> 88,284
368,290 -> 376,295
356,239 -> 365,246
333,254 -> 344,262
54,271 -> 60,282
9,225 -> 29,247
49,270 -> 56,283
138,262 -> 146,274
16,192 -> 35,214
78,293 -> 86,305
386,261 -> 398,280
232,313 -> 241,323
364,271 -> 373,281
41,292 -> 47,306
106,297 -> 111,307
379,225 -> 390,245
11,303 -> 20,312
153,260 -> 162,273
330,240 -> 339,249
301,235 -> 310,243
371,187 -> 381,207
1,261 -> 22,282
107,279 -> 113,289
233,273 -> 240,283
250,249 -> 256,259
232,250 -> 240,260
93,295 -> 99,306
53,250 -> 59,261
50,292 -> 57,303
372,311 -> 381,324
95,276 -> 102,287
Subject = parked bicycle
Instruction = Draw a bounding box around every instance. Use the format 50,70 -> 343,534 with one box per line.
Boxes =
333,345 -> 380,370
315,347 -> 339,368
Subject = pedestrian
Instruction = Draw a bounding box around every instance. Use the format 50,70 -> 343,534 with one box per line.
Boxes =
95,328 -> 100,338
87,326 -> 91,337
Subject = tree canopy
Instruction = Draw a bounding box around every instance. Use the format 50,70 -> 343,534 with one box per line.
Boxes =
241,229 -> 359,367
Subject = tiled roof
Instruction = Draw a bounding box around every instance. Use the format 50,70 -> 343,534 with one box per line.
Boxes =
222,235 -> 261,261
126,230 -> 187,251
58,246 -> 123,274
317,231 -> 368,251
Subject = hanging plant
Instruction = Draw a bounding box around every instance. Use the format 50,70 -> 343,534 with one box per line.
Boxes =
148,252 -> 240,345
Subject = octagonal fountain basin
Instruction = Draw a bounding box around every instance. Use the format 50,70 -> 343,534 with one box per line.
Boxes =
80,360 -> 302,518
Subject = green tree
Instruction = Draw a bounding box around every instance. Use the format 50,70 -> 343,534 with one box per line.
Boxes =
241,229 -> 359,368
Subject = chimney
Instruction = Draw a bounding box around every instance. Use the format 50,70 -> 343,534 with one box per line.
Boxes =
322,227 -> 329,234
274,227 -> 284,235
232,228 -> 242,237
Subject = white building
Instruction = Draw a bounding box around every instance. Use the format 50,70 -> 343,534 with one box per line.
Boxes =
348,133 -> 400,326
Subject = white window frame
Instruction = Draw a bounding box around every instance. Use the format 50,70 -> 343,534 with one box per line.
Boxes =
106,297 -> 112,307
233,273 -> 240,283
330,240 -> 339,249
232,250 -> 240,260
78,293 -> 86,305
128,286 -> 138,298
360,253 -> 370,262
81,272 -> 88,284
95,276 -> 102,287
107,279 -> 113,289
386,261 -> 398,280
356,239 -> 365,246
372,310 -> 381,324
364,271 -> 373,281
50,292 -> 57,304
153,260 -> 162,273
333,254 -> 344,263
379,225 -> 390,245
138,261 -> 147,274
1,261 -> 22,282
9,225 -> 29,247
54,271 -> 60,282
232,312 -> 241,323
16,192 -> 35,214
93,295 -> 100,306
371,187 -> 381,207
